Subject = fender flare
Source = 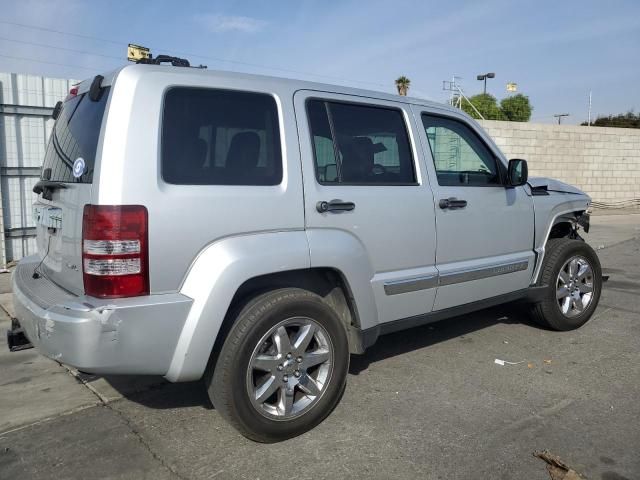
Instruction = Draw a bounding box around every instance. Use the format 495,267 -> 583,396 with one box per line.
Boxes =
165,231 -> 310,382
306,228 -> 378,330
531,198 -> 590,285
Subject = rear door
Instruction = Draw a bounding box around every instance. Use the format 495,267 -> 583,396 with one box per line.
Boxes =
414,108 -> 535,310
33,85 -> 110,295
294,90 -> 438,323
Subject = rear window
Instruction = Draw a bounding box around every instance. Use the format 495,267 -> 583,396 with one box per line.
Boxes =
41,88 -> 110,183
161,87 -> 282,186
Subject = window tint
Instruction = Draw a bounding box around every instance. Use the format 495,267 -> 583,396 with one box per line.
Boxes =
422,114 -> 501,186
41,88 -> 110,183
307,99 -> 416,185
162,88 -> 282,185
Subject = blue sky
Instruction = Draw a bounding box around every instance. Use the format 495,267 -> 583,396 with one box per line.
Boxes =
1,0 -> 638,123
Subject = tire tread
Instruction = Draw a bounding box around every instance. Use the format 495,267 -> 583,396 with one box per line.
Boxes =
207,288 -> 348,442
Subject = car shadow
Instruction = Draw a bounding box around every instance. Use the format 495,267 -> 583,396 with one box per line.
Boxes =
349,302 -> 536,375
93,302 -> 537,410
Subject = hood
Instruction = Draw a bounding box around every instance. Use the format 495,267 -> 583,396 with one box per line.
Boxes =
527,176 -> 587,196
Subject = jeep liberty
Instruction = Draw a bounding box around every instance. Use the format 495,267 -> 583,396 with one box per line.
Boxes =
10,60 -> 602,442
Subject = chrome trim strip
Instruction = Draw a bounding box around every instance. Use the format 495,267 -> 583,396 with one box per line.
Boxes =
439,260 -> 529,286
384,274 -> 438,296
384,259 -> 529,295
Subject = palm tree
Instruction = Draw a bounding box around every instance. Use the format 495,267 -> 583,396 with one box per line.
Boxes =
395,76 -> 411,96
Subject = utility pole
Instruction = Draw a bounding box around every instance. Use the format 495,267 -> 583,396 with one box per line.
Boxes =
588,91 -> 592,126
553,113 -> 570,125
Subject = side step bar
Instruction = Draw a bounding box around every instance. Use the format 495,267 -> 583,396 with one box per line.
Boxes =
7,317 -> 33,352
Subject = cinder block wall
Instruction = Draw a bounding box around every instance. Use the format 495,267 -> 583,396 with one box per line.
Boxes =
478,120 -> 640,207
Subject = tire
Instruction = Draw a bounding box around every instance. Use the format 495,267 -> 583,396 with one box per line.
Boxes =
206,288 -> 349,442
530,238 -> 602,331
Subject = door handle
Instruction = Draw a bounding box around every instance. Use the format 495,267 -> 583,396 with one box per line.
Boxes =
439,197 -> 467,210
316,199 -> 356,213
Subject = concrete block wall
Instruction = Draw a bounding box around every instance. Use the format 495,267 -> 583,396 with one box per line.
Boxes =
478,120 -> 640,207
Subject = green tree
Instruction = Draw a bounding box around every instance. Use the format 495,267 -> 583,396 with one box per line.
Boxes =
395,76 -> 411,96
461,93 -> 505,120
581,111 -> 640,128
500,94 -> 533,121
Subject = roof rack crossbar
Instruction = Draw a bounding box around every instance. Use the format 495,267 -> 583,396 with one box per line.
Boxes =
136,55 -> 191,67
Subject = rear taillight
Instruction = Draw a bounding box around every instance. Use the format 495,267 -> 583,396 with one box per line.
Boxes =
82,205 -> 149,298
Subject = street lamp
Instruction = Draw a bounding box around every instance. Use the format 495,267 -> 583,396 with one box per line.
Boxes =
476,72 -> 495,94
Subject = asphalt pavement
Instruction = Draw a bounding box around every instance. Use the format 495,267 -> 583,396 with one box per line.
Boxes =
1,214 -> 638,480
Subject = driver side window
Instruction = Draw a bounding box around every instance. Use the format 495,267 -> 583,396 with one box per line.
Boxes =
422,114 -> 501,186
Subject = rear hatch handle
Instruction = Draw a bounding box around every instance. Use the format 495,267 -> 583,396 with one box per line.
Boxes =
33,180 -> 68,200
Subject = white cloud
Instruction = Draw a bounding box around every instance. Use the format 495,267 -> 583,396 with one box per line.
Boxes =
195,14 -> 267,34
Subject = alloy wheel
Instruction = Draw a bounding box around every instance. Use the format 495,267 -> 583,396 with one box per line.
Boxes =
556,255 -> 594,318
246,317 -> 334,420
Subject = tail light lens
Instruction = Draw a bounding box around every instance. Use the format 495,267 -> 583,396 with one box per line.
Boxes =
65,86 -> 79,102
82,205 -> 149,298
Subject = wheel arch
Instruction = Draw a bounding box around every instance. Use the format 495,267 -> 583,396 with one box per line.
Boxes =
221,267 -> 364,352
166,231 -> 373,382
531,202 -> 590,285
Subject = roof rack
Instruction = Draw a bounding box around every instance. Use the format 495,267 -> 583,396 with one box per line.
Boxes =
136,54 -> 207,69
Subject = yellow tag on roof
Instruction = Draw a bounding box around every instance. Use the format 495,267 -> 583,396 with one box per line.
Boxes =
127,44 -> 151,62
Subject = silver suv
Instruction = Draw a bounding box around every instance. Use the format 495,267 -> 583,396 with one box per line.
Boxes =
11,62 -> 602,442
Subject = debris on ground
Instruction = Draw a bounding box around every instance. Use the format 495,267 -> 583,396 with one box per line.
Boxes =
544,359 -> 553,365
494,359 -> 526,366
534,450 -> 585,480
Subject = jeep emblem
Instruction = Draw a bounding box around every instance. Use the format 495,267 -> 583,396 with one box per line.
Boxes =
72,157 -> 86,178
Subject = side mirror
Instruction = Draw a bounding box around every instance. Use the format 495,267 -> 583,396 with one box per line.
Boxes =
507,159 -> 528,187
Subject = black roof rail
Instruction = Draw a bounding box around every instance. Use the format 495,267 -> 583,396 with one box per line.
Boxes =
135,54 -> 207,69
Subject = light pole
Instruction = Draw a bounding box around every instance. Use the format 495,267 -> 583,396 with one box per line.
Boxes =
476,72 -> 495,94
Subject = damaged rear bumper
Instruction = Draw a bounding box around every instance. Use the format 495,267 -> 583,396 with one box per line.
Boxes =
12,255 -> 192,376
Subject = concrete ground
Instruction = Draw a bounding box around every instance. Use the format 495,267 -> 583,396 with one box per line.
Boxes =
0,215 -> 638,480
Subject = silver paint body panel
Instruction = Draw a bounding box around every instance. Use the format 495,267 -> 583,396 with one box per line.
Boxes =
14,65 -> 591,381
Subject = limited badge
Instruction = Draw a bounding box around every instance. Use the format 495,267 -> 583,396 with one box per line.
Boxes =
72,157 -> 86,178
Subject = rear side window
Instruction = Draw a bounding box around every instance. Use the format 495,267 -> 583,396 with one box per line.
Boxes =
307,99 -> 416,185
162,88 -> 282,185
41,88 -> 110,183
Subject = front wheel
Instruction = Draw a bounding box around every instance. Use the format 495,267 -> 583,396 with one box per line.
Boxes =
206,288 -> 349,442
530,238 -> 603,331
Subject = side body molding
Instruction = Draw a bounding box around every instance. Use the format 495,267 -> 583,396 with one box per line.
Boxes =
306,229 -> 379,331
165,231 -> 310,382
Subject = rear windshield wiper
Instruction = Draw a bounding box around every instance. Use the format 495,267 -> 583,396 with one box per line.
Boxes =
33,180 -> 68,200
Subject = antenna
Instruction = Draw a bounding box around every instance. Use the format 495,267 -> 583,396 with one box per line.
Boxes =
553,113 -> 570,125
442,76 -> 485,120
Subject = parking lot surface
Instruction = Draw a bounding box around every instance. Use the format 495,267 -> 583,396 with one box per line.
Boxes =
1,216 -> 638,480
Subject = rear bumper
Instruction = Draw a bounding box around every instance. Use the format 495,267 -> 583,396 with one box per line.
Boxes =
12,255 -> 192,377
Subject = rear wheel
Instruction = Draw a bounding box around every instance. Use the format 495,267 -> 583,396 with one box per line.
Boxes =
530,238 -> 602,330
206,288 -> 349,442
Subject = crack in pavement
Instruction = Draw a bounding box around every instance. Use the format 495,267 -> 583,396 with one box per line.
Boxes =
0,404 -> 97,438
63,364 -> 191,480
